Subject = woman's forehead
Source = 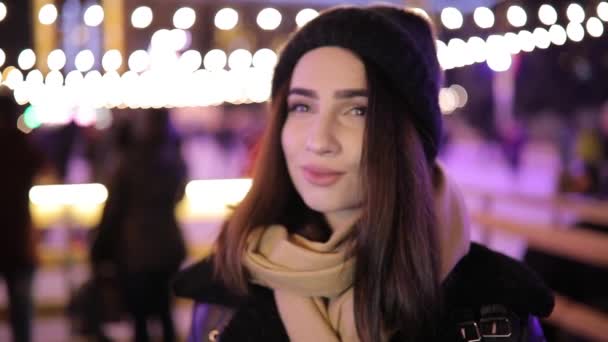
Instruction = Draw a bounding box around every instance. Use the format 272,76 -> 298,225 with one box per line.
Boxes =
289,47 -> 367,92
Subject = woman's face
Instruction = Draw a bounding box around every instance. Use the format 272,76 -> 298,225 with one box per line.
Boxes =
281,47 -> 368,231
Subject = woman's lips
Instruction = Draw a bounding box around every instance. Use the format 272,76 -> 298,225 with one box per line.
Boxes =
301,166 -> 344,186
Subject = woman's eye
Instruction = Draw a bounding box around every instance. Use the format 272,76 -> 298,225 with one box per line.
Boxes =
288,104 -> 310,113
349,106 -> 367,116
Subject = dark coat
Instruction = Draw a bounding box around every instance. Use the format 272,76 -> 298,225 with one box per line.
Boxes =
173,243 -> 555,341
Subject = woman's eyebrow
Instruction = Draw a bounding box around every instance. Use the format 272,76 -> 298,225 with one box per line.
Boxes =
288,88 -> 318,99
334,89 -> 368,99
288,88 -> 368,99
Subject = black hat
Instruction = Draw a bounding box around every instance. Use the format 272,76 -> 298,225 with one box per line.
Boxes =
272,5 -> 442,161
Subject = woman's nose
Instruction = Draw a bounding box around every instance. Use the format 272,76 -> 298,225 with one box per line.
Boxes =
305,114 -> 340,156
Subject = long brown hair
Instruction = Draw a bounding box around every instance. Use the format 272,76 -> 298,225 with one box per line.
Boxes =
213,58 -> 441,341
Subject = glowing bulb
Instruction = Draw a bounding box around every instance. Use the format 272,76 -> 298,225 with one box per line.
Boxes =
75,49 -> 94,72
0,2 -> 7,23
204,49 -> 227,71
487,52 -> 512,72
257,8 -> 282,30
84,4 -> 104,27
599,2 -> 608,22
173,7 -> 196,30
0,48 -> 5,67
253,49 -> 277,69
179,50 -> 202,72
567,3 -> 585,24
45,70 -> 64,87
25,69 -> 43,85
538,4 -> 558,26
228,49 -> 252,70
5,68 -> 24,89
128,50 -> 150,72
518,30 -> 535,52
549,25 -> 567,46
533,27 -> 551,49
296,8 -> 318,27
102,50 -> 122,72
65,70 -> 84,87
504,32 -> 521,54
441,7 -> 463,30
39,4 -> 57,25
567,22 -> 585,42
18,49 -> 36,70
473,7 -> 494,29
47,49 -> 66,70
586,17 -> 604,37
215,8 -> 238,30
450,84 -> 468,108
507,5 -> 527,28
170,29 -> 190,51
131,6 -> 153,29
435,40 -> 452,70
467,37 -> 487,63
439,88 -> 458,114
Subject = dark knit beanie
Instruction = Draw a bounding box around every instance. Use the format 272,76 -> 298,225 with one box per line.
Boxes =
272,5 -> 442,161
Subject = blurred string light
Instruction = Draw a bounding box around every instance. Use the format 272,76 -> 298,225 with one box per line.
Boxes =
128,50 -> 150,72
538,4 -> 558,26
47,49 -> 66,70
203,49 -> 227,71
296,8 -> 318,27
441,7 -> 463,30
179,50 -> 202,72
84,4 -> 104,27
26,69 -> 43,85
599,2 -> 608,21
567,3 -> 585,24
131,6 -> 153,29
0,48 -> 5,67
215,8 -> 238,30
252,48 -> 277,69
17,114 -> 33,134
567,22 -> 585,42
586,17 -> 604,37
39,4 -> 58,25
257,8 -> 281,30
549,25 -> 568,45
473,7 -> 494,29
228,49 -> 252,70
173,7 -> 196,30
75,49 -> 95,72
0,2 -> 7,23
533,27 -> 551,49
102,49 -> 122,72
45,70 -> 64,87
22,105 -> 42,129
507,5 -> 527,28
18,49 -> 36,70
4,4 -> 608,112
4,67 -> 23,89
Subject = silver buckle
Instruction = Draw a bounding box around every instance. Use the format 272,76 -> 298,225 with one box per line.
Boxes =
458,321 -> 482,342
479,317 -> 512,338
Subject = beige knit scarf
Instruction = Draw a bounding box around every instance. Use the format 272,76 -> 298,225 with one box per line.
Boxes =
243,165 -> 471,341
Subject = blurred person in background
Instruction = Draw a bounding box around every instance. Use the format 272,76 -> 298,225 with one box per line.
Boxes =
0,90 -> 48,342
173,5 -> 554,341
91,108 -> 187,342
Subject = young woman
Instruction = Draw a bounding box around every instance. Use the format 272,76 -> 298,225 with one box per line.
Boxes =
174,5 -> 554,341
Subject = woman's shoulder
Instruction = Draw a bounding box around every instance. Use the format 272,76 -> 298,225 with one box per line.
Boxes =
443,242 -> 554,318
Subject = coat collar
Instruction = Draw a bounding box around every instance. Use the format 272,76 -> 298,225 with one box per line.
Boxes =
172,242 -> 554,318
